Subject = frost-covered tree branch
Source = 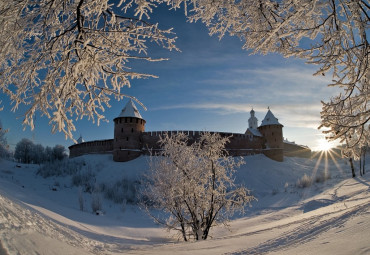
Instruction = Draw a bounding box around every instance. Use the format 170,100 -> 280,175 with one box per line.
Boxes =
142,132 -> 254,241
1,0 -> 368,152
0,0 -> 177,140
320,75 -> 369,160
165,0 -> 369,154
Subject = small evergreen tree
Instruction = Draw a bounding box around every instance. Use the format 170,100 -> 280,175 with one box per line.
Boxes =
142,132 -> 254,241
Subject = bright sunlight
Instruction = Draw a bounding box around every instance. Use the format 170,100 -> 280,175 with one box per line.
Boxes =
316,138 -> 334,151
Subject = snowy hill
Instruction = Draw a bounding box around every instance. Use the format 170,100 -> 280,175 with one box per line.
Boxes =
0,154 -> 369,254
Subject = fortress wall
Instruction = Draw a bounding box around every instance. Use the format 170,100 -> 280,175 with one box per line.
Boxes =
283,142 -> 311,158
68,131 -> 288,161
69,139 -> 113,158
141,131 -> 264,156
263,148 -> 284,162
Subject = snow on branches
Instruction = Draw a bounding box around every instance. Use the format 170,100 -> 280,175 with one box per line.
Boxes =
170,0 -> 369,153
0,0 -> 368,152
0,0 -> 177,140
142,132 -> 254,241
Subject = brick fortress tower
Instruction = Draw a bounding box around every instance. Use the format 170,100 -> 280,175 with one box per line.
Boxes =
258,108 -> 284,161
113,99 -> 146,162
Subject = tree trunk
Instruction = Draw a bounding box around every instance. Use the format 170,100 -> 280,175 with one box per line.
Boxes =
359,150 -> 363,176
362,147 -> 366,175
181,222 -> 187,242
349,158 -> 356,178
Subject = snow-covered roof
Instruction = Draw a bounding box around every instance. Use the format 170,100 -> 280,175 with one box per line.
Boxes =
117,99 -> 142,119
247,128 -> 263,137
260,109 -> 282,127
77,135 -> 84,144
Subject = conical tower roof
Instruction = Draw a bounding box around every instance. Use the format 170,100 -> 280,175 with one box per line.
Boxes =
77,135 -> 84,144
260,109 -> 282,127
117,99 -> 143,119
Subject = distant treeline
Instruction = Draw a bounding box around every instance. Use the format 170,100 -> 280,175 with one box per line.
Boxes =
14,138 -> 67,164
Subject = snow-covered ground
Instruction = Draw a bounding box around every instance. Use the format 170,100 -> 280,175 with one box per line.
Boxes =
0,153 -> 369,254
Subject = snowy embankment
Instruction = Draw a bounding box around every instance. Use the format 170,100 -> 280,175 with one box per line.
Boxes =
0,154 -> 369,254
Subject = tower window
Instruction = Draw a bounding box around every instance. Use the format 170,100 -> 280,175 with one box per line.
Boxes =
272,132 -> 274,136
130,117 -> 132,122
121,128 -> 123,133
131,128 -> 134,133
125,118 -> 127,123
126,137 -> 129,141
136,119 -> 138,123
119,119 -> 121,124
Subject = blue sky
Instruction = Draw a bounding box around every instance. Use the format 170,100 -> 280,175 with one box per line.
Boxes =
1,6 -> 340,152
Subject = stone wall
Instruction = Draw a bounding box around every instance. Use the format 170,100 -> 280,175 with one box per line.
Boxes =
283,142 -> 311,158
262,148 -> 284,162
141,130 -> 265,157
69,139 -> 113,158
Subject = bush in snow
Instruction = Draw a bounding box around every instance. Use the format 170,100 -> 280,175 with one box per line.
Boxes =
37,159 -> 85,177
78,187 -> 84,211
315,172 -> 331,183
91,184 -> 102,214
296,174 -> 312,188
142,132 -> 255,241
100,179 -> 140,205
72,166 -> 96,193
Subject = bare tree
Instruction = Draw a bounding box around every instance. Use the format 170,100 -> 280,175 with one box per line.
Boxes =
142,132 -> 254,241
14,138 -> 34,164
360,146 -> 367,175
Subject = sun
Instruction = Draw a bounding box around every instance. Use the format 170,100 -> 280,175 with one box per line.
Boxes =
317,138 -> 334,151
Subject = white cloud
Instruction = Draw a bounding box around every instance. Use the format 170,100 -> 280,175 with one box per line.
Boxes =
151,101 -> 322,129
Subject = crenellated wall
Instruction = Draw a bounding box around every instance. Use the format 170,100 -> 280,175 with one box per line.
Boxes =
69,132 -> 311,162
69,139 -> 113,158
141,130 -> 264,157
69,131 -> 268,159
